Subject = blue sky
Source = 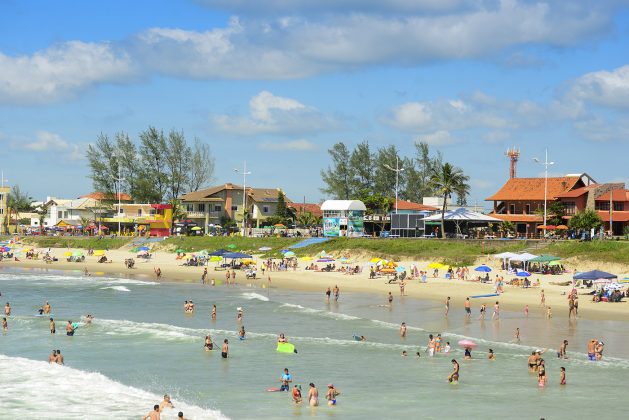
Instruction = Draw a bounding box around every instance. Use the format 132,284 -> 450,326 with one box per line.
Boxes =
1,0 -> 629,208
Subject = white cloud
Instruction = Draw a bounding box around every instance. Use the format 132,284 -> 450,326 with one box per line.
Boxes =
212,91 -> 338,135
414,130 -> 457,145
24,131 -> 70,151
257,139 -> 317,151
0,41 -> 135,105
568,65 -> 629,109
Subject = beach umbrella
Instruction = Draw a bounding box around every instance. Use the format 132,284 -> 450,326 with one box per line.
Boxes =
227,244 -> 237,249
280,249 -> 289,253
317,258 -> 335,263
300,256 -> 313,261
370,257 -> 383,263
516,270 -> 531,277
63,251 -> 72,257
72,250 -> 84,257
93,250 -> 105,256
548,260 -> 562,267
458,339 -> 477,348
209,256 -> 222,262
198,250 -> 209,256
284,251 -> 296,258
428,262 -> 443,269
529,255 -> 561,263
130,247 -> 140,253
175,248 -> 186,253
555,225 -> 569,230
0,246 -> 9,252
274,224 -> 286,228
474,265 -> 492,272
259,246 -> 272,251
138,246 -> 150,251
573,270 -> 617,280
380,268 -> 396,274
191,226 -> 202,231
395,266 -> 406,273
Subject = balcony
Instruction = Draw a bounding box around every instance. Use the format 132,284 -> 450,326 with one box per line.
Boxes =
186,211 -> 222,219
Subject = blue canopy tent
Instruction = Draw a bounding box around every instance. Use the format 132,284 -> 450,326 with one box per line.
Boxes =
223,252 -> 253,259
573,270 -> 617,280
209,249 -> 229,256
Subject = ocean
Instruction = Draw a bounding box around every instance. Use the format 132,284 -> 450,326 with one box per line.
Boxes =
0,267 -> 627,419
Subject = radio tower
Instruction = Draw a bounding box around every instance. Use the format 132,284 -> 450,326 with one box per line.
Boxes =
505,147 -> 520,179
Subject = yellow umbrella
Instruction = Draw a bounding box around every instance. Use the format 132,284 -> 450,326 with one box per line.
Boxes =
300,256 -> 313,261
369,257 -> 382,263
63,251 -> 72,257
210,256 -> 222,262
428,262 -> 443,269
93,250 -> 106,256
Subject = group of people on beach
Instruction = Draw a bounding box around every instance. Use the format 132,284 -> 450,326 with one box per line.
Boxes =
143,394 -> 187,420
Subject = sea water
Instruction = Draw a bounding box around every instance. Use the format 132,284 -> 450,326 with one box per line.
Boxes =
0,267 -> 627,419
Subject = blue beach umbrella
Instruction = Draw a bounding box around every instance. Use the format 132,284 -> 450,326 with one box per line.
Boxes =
138,246 -> 150,251
395,266 -> 406,273
516,270 -> 531,277
475,265 -> 492,272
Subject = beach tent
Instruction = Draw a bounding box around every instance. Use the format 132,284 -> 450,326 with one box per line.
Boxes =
510,253 -> 538,270
223,252 -> 252,259
258,246 -> 272,251
422,208 -> 502,235
209,249 -> 228,256
529,255 -> 560,263
493,252 -> 519,259
573,270 -> 617,280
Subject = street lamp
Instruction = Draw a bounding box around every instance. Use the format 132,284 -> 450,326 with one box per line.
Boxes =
234,162 -> 251,236
383,156 -> 404,214
113,156 -> 124,237
533,149 -> 554,238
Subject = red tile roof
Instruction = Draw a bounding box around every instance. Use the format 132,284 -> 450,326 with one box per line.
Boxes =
80,192 -> 133,201
486,177 -> 581,201
291,203 -> 323,218
555,185 -> 596,198
596,189 -> 629,202
599,211 -> 629,222
489,214 -> 543,223
395,199 -> 438,211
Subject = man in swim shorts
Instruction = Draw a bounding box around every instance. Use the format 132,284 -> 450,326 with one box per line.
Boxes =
221,339 -> 229,358
558,340 -> 568,359
326,384 -> 340,406
43,301 -> 51,314
280,368 -> 292,391
66,320 -> 75,336
333,285 -> 340,301
308,383 -> 319,406
50,317 -> 55,334
55,349 -> 64,365
400,322 -> 407,338
427,334 -> 436,357
2,317 -> 7,331
448,359 -> 459,383
4,302 -> 11,316
325,287 -> 331,302
560,367 -> 566,385
464,297 -> 471,318
587,339 -> 597,361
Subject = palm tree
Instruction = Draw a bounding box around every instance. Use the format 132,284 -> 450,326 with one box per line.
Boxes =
6,185 -> 33,234
429,162 -> 470,238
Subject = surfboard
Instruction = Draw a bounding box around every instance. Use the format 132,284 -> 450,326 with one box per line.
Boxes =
266,388 -> 282,392
277,342 -> 297,353
71,322 -> 80,330
239,336 -> 246,340
470,293 -> 499,298
353,335 -> 363,341
35,313 -> 53,317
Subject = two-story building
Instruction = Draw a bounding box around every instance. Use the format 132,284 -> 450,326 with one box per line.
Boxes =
179,183 -> 293,230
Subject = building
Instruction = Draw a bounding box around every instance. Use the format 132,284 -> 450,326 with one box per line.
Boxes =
179,183 -> 292,230
389,200 -> 439,237
422,196 -> 484,213
321,200 -> 366,237
557,185 -> 629,236
486,172 -> 627,236
0,185 -> 8,234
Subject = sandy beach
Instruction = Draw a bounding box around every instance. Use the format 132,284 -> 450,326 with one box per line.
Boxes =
3,245 -> 628,321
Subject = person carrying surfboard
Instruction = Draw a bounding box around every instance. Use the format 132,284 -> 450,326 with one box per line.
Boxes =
66,320 -> 75,336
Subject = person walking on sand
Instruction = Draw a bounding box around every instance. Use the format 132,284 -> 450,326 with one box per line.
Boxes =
540,289 -> 545,307
492,301 -> 500,320
399,280 -> 405,296
230,269 -> 236,284
154,267 -> 162,279
546,306 -> 552,318
225,270 -> 230,285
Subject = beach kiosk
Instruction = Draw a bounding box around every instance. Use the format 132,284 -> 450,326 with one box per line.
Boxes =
321,200 -> 366,237
147,204 -> 173,237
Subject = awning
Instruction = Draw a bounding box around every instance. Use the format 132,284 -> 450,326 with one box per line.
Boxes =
573,270 -> 617,280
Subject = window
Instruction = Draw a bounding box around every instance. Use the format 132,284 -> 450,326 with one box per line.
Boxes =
263,205 -> 270,214
119,208 -> 123,214
0,208 -> 3,214
186,204 -> 194,212
509,204 -> 516,214
599,202 -> 626,211
231,205 -> 238,211
615,202 -> 625,211
64,211 -> 69,218
0,193 -> 3,201
150,209 -> 156,215
197,203 -> 205,212
563,202 -> 576,215
58,211 -> 62,219
137,209 -> 142,216
214,205 -> 222,212
525,204 -> 530,214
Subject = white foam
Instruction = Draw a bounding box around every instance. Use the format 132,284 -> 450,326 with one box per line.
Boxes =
0,354 -> 228,419
96,319 -> 202,342
240,292 -> 269,302
0,272 -> 157,287
278,303 -> 361,321
100,285 -> 131,292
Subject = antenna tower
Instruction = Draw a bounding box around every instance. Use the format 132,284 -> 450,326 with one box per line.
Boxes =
505,147 -> 520,179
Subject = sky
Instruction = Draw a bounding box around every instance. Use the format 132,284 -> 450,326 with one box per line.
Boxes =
1,0 -> 629,209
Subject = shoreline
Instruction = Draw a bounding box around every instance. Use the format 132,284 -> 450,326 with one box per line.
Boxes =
2,247 -> 628,322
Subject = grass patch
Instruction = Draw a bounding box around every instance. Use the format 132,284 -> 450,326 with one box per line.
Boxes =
296,238 -> 530,266
159,236 -> 302,254
539,240 -> 629,266
21,236 -> 133,250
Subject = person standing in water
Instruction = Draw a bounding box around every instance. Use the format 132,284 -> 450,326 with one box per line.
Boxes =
478,303 -> 487,320
326,384 -> 340,406
444,297 -> 451,317
292,385 -> 302,404
48,350 -> 57,363
399,322 -> 407,338
221,339 -> 229,358
49,318 -> 56,334
280,368 -> 292,391
143,404 -> 160,420
55,349 -> 64,365
66,320 -> 74,336
4,302 -> 11,316
464,297 -> 471,318
333,285 -> 340,302
2,317 -> 7,331
308,383 -> 319,406
560,367 -> 566,385
238,325 -> 246,340
448,359 -> 460,383
201,268 -> 207,284
388,292 -> 393,306
427,334 -> 436,357
211,305 -> 217,321
558,340 -> 568,359
43,301 -> 51,314
160,394 -> 174,410
325,287 -> 331,302
492,301 -> 500,320
154,267 -> 162,279
514,328 -> 520,343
